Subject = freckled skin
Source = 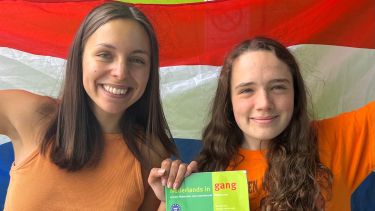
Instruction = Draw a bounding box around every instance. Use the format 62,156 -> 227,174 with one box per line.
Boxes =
230,51 -> 294,150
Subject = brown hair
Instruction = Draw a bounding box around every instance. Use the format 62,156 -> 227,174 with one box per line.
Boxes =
197,37 -> 332,210
41,2 -> 177,171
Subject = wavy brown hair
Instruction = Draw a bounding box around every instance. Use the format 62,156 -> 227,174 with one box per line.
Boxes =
197,37 -> 332,210
41,2 -> 177,171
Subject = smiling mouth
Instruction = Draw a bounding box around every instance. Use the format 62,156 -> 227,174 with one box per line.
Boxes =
251,116 -> 278,123
102,84 -> 128,95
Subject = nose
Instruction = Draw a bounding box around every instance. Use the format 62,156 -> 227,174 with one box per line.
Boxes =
111,60 -> 128,80
255,89 -> 273,111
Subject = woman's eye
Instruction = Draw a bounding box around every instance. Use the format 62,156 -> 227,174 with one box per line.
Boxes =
239,88 -> 254,94
271,85 -> 287,91
97,52 -> 112,60
128,57 -> 146,65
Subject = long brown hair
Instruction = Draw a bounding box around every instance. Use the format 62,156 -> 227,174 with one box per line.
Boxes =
197,37 -> 332,210
41,2 -> 177,171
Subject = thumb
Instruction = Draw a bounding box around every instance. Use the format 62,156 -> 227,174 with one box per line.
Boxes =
148,168 -> 167,202
148,168 -> 166,185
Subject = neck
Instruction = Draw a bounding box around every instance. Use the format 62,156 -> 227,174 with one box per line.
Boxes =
242,138 -> 269,151
100,120 -> 121,133
92,107 -> 122,133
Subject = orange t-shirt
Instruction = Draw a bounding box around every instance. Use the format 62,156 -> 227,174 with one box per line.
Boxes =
230,101 -> 375,211
4,134 -> 144,211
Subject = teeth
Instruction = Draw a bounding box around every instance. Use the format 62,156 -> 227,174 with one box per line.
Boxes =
103,84 -> 128,95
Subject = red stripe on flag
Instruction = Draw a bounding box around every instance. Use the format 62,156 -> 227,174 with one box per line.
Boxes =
0,0 -> 374,66
0,1 -> 104,58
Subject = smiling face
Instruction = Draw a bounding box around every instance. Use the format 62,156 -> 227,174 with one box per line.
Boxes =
230,50 -> 294,150
82,19 -> 150,130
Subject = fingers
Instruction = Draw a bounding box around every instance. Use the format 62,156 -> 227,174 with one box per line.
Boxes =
148,167 -> 166,184
147,167 -> 167,202
155,158 -> 196,190
166,159 -> 182,189
160,158 -> 172,186
173,163 -> 187,189
147,159 -> 194,202
185,160 -> 198,177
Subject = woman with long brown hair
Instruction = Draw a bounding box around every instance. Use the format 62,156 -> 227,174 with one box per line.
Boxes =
0,2 -> 190,210
196,37 -> 374,210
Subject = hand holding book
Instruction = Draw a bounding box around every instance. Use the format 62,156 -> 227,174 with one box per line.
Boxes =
148,159 -> 198,202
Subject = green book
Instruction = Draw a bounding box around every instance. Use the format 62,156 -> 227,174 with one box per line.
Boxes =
165,170 -> 250,211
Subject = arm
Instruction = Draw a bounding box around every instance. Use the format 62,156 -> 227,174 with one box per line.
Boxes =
157,202 -> 166,211
0,90 -> 18,137
0,90 -> 56,162
315,101 -> 375,190
138,185 -> 161,211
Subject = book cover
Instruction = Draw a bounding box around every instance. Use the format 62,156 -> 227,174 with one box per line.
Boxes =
165,170 -> 250,211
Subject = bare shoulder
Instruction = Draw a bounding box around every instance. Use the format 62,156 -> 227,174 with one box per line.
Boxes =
0,89 -> 58,143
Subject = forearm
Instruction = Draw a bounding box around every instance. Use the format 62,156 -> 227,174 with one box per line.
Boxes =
157,201 -> 165,211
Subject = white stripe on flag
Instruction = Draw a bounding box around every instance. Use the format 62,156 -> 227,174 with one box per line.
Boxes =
290,45 -> 375,119
1,45 -> 375,140
160,65 -> 220,139
0,47 -> 65,97
0,135 -> 9,145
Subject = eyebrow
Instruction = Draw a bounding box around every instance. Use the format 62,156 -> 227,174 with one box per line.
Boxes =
234,82 -> 255,90
96,44 -> 150,56
269,78 -> 291,84
96,43 -> 116,50
131,49 -> 150,56
234,78 -> 291,90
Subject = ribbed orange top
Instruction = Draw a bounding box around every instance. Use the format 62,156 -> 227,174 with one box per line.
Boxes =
4,134 -> 144,211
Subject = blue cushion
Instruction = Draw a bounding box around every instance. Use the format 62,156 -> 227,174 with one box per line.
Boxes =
351,172 -> 375,211
174,138 -> 203,163
0,142 -> 14,210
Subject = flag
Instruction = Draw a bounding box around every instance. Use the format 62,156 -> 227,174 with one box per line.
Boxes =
0,0 -> 374,209
0,0 -> 374,140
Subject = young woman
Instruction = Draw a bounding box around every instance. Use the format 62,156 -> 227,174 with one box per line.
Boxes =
195,37 -> 375,210
0,2 -> 190,210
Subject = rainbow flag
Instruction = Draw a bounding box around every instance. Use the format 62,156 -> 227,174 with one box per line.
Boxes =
0,0 -> 374,210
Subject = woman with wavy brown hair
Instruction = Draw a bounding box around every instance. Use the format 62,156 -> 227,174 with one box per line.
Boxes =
196,37 -> 375,210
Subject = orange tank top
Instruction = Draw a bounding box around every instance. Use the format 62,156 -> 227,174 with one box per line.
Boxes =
4,134 -> 144,211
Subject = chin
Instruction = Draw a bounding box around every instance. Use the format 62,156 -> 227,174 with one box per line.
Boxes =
100,105 -> 127,115
256,131 -> 281,141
